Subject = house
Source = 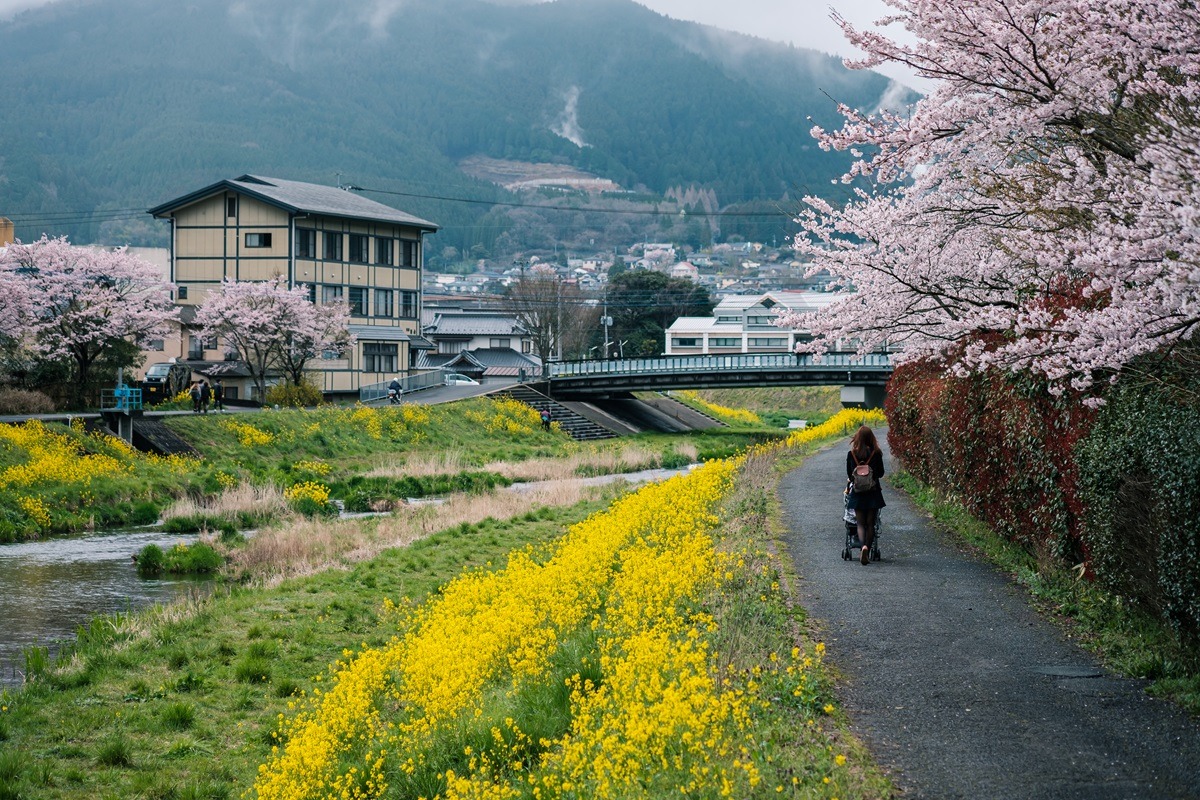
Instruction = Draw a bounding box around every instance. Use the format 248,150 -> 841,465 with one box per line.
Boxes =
664,291 -> 848,355
419,304 -> 541,382
149,175 -> 438,398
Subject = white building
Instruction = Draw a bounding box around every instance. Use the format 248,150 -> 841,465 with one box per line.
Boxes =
664,291 -> 848,355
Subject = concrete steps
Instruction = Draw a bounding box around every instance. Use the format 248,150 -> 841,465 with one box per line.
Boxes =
132,418 -> 202,458
495,385 -> 617,441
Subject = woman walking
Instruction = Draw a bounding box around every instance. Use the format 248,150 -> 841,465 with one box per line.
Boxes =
847,425 -> 886,565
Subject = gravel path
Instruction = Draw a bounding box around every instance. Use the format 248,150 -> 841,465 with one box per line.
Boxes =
779,436 -> 1200,800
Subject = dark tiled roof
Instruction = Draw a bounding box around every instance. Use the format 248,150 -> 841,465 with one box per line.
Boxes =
150,175 -> 438,231
424,312 -> 526,336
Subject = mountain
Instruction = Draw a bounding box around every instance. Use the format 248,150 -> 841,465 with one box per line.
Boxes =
0,0 -> 916,258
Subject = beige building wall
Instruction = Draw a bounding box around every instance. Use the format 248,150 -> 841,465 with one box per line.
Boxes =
158,188 -> 429,397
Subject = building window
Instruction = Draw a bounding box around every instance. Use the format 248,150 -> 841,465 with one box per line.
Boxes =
717,315 -> 740,323
245,232 -> 272,248
522,340 -> 532,353
489,338 -> 511,349
322,285 -> 344,304
400,240 -> 417,267
375,288 -> 394,318
748,337 -> 786,347
711,337 -> 740,347
375,237 -> 393,265
297,228 -> 317,259
306,284 -> 316,303
178,286 -> 188,300
203,334 -> 218,350
147,338 -> 164,351
746,315 -> 776,325
324,232 -> 343,261
363,342 -> 398,373
673,338 -> 699,347
224,349 -> 238,362
348,287 -> 367,316
188,336 -> 204,360
226,197 -> 237,218
348,234 -> 369,264
400,290 -> 418,318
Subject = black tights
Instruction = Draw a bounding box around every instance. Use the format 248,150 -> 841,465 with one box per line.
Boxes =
857,507 -> 877,551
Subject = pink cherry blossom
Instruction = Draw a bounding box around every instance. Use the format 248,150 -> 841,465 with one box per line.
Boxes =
779,0 -> 1200,395
0,236 -> 177,402
194,276 -> 353,401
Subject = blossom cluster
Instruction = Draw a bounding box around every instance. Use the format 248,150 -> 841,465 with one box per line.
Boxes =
254,456 -> 828,799
283,481 -> 331,506
222,419 -> 276,447
675,391 -> 762,426
464,397 -> 542,436
0,420 -> 133,491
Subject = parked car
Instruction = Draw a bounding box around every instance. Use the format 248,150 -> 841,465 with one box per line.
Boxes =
443,373 -> 479,386
140,361 -> 192,404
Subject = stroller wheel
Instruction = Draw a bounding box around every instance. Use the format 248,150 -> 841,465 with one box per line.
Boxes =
841,548 -> 851,560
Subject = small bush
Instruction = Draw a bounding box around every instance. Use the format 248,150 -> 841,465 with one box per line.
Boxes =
136,544 -> 166,576
264,380 -> 323,409
235,655 -> 272,684
96,733 -> 133,767
130,501 -> 161,525
0,387 -> 56,415
162,702 -> 196,730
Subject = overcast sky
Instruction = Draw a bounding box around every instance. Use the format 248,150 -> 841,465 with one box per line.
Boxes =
0,0 -> 924,89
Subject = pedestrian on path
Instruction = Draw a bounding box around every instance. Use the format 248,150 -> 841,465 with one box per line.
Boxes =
199,380 -> 211,414
189,381 -> 201,413
212,379 -> 224,411
847,425 -> 885,565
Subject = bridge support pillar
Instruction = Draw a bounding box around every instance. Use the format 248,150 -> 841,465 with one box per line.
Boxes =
840,385 -> 886,410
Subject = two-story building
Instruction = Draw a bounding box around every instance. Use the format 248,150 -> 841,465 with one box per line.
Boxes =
664,291 -> 847,355
149,175 -> 438,398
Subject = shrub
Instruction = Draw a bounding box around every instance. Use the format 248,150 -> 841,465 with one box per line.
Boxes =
264,380 -> 323,409
162,702 -> 196,730
135,544 -> 165,576
0,387 -> 56,415
96,733 -> 133,767
1078,349 -> 1200,641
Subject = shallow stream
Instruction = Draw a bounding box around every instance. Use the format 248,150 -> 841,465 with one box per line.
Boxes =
0,529 -> 208,688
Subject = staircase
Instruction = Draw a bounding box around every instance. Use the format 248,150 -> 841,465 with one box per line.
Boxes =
132,418 -> 202,457
497,385 -> 616,441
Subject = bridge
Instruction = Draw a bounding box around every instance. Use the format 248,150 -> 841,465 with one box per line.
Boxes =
542,352 -> 893,406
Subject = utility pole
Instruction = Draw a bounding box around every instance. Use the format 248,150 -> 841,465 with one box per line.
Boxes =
601,289 -> 612,360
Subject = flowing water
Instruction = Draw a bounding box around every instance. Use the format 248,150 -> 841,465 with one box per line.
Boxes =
0,529 -> 212,688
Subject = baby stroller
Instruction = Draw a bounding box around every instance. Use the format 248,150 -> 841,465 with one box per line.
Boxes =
841,481 -> 882,562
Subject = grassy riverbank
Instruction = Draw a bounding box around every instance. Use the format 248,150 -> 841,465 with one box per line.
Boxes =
0,397 -> 767,541
0,401 -> 890,800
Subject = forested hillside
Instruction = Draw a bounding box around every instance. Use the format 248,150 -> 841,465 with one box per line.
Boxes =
0,0 -> 915,255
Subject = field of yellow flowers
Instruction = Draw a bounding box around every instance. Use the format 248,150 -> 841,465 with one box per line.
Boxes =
254,409 -> 885,800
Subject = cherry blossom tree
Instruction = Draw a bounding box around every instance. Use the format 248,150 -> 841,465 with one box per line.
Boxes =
194,276 -> 353,402
778,0 -> 1200,397
0,236 -> 177,406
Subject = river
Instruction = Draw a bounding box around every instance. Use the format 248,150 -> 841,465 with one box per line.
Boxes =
0,529 -> 210,688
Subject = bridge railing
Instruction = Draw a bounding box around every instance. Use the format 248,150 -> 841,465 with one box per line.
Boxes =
360,369 -> 447,403
546,352 -> 892,378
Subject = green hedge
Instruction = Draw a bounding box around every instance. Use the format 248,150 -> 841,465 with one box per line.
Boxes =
1078,352 -> 1200,640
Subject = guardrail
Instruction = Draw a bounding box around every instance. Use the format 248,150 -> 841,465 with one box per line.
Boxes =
100,387 -> 143,411
546,352 -> 893,378
359,370 -> 447,403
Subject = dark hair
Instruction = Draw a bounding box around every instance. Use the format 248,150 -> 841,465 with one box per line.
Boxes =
850,425 -> 878,460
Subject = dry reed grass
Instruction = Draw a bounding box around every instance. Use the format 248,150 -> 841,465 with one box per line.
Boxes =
226,479 -> 602,586
163,483 -> 290,520
367,443 -> 698,483
484,442 -> 698,481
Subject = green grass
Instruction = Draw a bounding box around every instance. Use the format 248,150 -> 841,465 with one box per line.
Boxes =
891,470 -> 1200,713
0,501 -> 606,799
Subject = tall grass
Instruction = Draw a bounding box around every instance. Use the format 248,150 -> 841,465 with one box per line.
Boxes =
225,479 -> 605,585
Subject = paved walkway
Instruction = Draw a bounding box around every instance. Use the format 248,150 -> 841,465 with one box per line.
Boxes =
779,436 -> 1200,800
